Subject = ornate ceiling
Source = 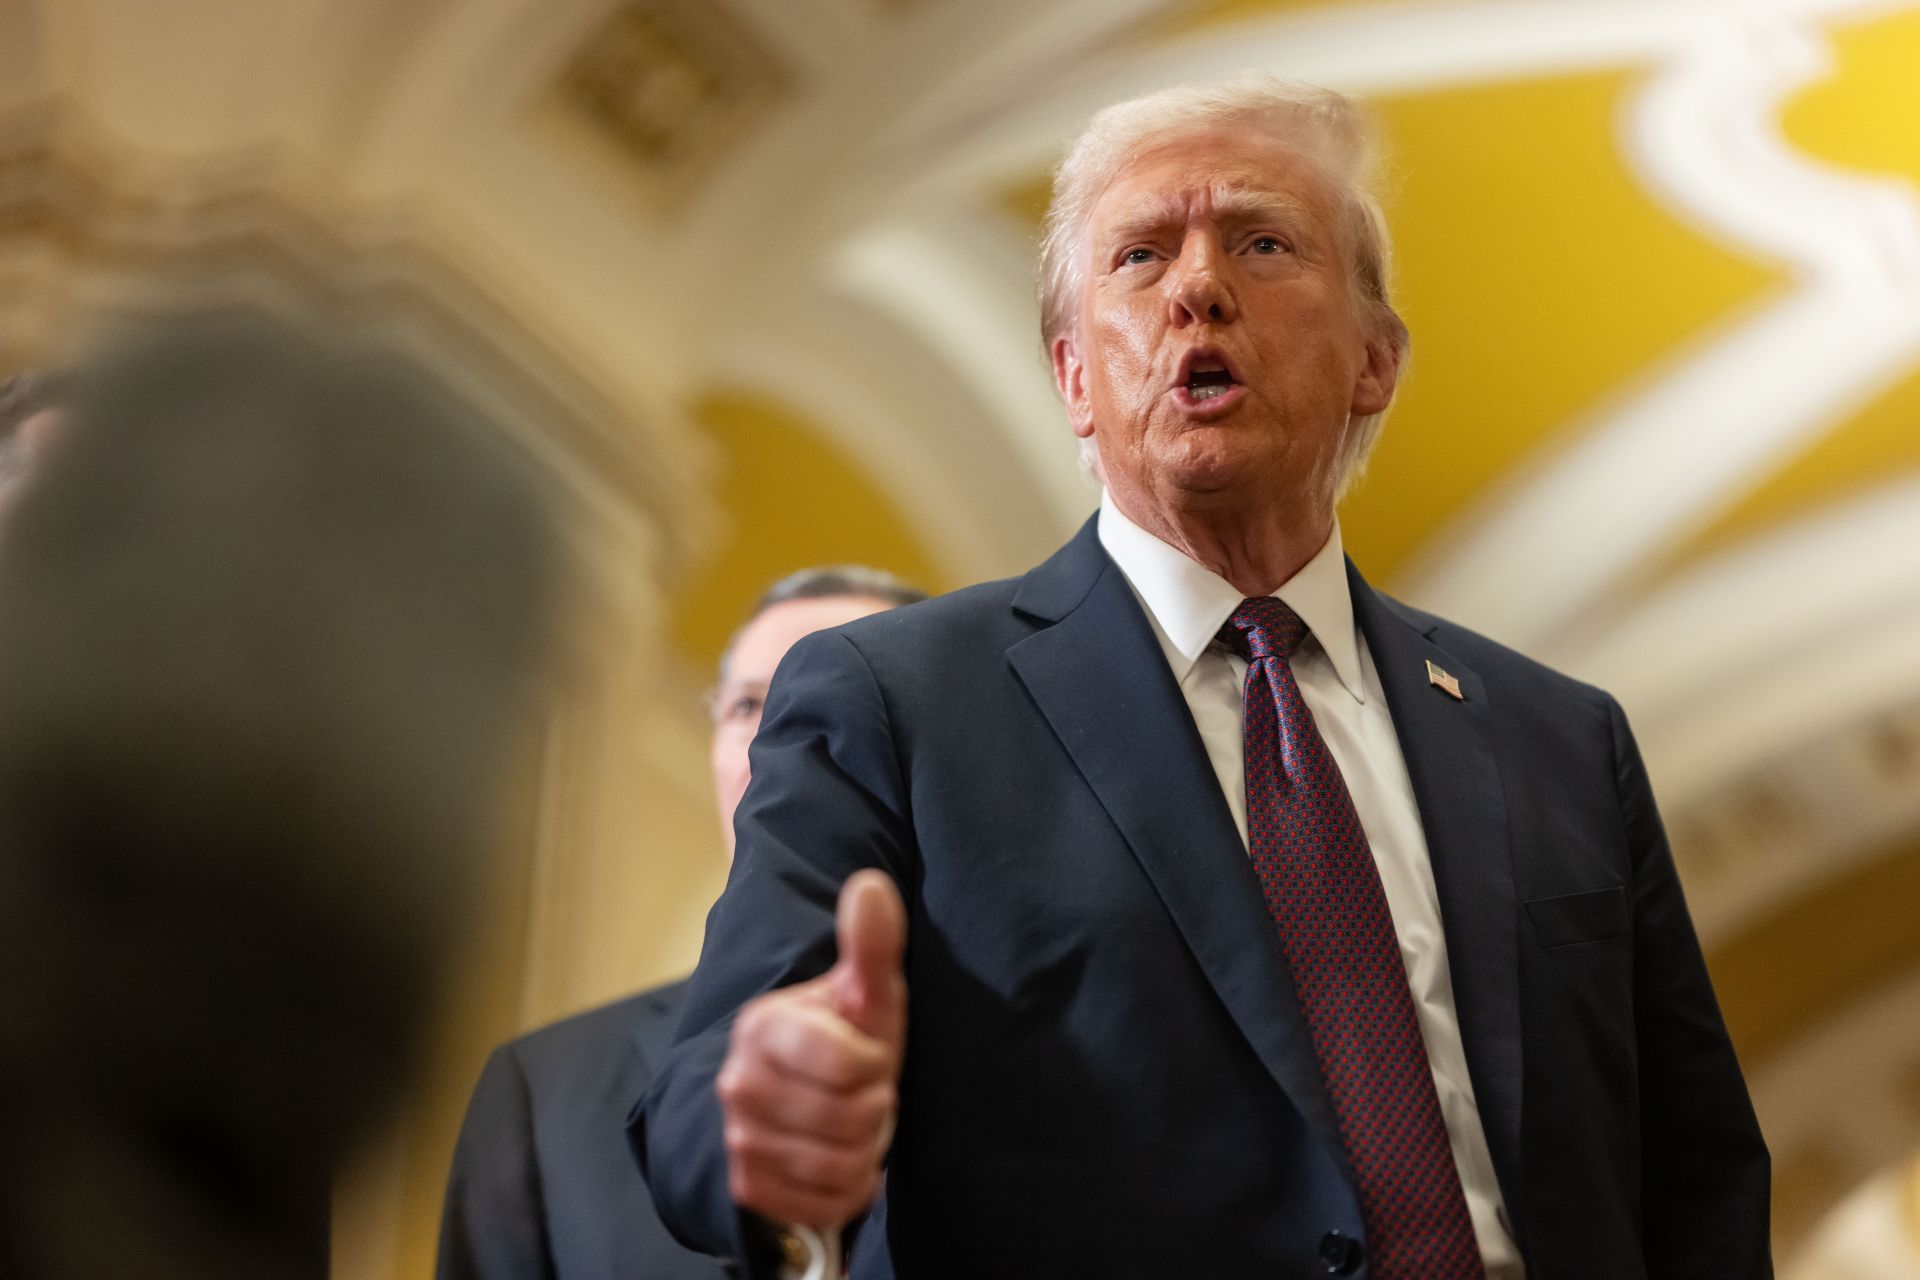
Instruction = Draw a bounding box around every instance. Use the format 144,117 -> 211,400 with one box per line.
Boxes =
6,0 -> 1920,1270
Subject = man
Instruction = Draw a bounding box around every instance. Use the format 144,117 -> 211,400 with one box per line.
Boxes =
638,77 -> 1770,1279
437,568 -> 926,1280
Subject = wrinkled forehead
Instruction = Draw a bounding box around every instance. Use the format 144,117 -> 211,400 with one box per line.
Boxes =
1084,131 -> 1343,243
1093,181 -> 1320,240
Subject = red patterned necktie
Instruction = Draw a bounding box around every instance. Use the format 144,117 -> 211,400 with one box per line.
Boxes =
1218,596 -> 1485,1280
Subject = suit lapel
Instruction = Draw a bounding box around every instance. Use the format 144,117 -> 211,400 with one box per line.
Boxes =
1007,521 -> 1354,1181
1348,564 -> 1526,1224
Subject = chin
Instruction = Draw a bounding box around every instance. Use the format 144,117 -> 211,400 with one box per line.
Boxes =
1157,431 -> 1262,496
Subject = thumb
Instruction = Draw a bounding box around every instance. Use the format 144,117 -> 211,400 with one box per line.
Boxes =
829,869 -> 907,1047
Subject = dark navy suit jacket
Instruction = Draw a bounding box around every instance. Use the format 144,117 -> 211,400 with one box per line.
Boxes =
635,520 -> 1771,1279
439,980 -> 729,1280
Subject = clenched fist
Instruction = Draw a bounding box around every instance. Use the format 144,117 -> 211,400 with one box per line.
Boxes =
717,870 -> 907,1228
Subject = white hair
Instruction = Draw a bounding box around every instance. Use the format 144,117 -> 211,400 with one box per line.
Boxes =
1039,74 -> 1409,498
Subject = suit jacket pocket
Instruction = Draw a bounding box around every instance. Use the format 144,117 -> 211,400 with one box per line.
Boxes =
1526,885 -> 1629,949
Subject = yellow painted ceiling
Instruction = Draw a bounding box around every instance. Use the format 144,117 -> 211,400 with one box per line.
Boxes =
1787,6 -> 1920,192
669,392 -> 950,670
1676,365 -> 1920,567
1339,69 -> 1783,580
1666,4 -> 1920,571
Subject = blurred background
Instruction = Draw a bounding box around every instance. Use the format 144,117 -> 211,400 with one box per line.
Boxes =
2,0 -> 1917,1275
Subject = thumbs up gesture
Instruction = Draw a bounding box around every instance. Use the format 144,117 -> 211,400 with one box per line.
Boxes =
717,871 -> 907,1227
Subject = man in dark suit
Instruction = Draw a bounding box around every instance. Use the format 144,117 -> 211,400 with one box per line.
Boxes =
437,568 -> 925,1280
637,76 -> 1771,1279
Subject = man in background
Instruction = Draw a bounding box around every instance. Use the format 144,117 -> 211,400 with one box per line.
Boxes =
437,566 -> 926,1280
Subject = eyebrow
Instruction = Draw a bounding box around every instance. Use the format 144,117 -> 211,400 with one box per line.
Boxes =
1210,187 -> 1313,229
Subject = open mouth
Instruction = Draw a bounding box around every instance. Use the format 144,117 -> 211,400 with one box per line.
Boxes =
1173,349 -> 1243,411
1186,365 -> 1237,402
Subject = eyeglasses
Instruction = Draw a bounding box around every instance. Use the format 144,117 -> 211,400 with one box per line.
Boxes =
706,683 -> 768,728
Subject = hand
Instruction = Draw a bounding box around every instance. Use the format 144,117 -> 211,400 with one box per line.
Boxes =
717,870 -> 907,1227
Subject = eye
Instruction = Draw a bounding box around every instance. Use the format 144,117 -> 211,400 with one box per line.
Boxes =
710,691 -> 765,725
1122,247 -> 1156,266
1248,235 -> 1287,255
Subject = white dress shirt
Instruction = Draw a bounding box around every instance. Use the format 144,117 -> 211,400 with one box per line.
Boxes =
1098,493 -> 1524,1278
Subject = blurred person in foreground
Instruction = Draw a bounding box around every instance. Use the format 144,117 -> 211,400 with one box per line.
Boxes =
0,369 -> 70,517
638,75 -> 1771,1279
437,567 -> 925,1280
0,316 -> 561,1280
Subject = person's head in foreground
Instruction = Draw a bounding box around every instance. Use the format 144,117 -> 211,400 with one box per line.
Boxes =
0,370 -> 70,524
0,312 -> 561,1280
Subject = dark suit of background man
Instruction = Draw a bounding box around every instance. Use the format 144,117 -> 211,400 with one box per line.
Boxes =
637,73 -> 1771,1280
437,568 -> 925,1280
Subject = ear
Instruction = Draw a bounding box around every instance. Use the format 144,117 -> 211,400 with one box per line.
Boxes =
1050,332 -> 1096,439
1350,316 -> 1404,418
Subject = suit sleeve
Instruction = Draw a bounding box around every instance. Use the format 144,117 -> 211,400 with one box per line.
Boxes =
436,1046 -> 557,1280
1609,696 -> 1773,1278
633,629 -> 914,1273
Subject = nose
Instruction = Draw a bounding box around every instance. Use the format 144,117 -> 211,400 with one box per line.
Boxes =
1167,234 -> 1237,328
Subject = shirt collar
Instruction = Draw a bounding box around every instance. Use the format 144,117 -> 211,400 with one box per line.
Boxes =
1096,490 -> 1366,703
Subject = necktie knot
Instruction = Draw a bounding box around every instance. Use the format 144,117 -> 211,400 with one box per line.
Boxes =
1217,596 -> 1307,664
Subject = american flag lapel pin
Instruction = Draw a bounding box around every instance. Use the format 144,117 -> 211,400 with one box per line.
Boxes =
1426,660 -> 1464,701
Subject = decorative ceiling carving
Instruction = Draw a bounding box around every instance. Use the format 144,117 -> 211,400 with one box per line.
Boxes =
0,105 -> 691,581
1670,697 -> 1920,945
558,0 -> 793,213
